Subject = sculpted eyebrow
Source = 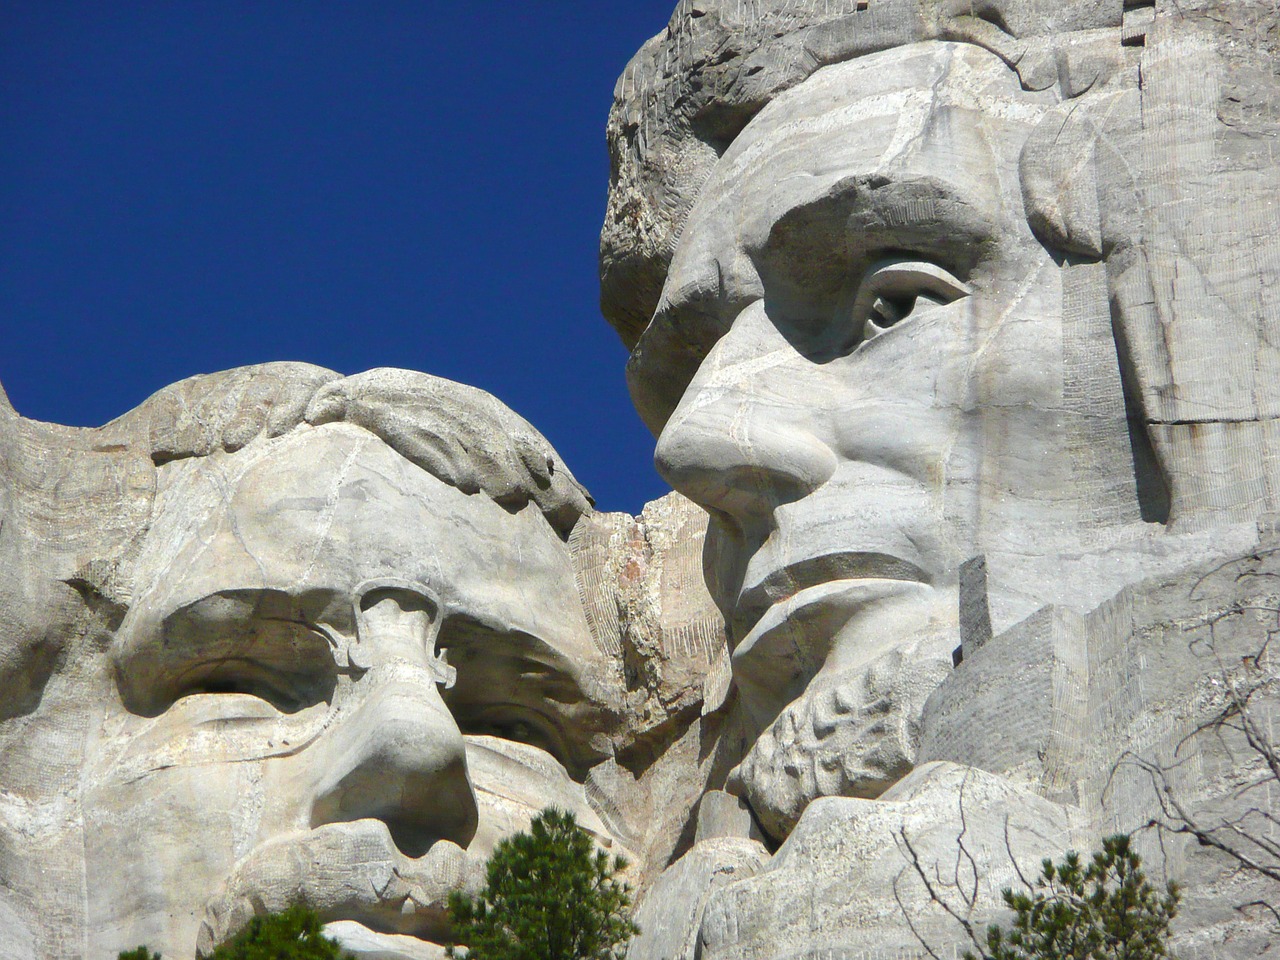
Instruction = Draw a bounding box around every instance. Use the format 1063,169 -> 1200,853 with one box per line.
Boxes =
759,173 -> 998,283
437,614 -> 587,702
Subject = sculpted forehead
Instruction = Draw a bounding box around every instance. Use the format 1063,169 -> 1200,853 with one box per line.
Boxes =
676,43 -> 1044,267
127,423 -> 586,646
721,43 -> 1041,183
635,42 -> 1049,432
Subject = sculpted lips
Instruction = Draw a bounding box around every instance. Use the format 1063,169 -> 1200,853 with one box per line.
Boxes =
733,550 -> 930,643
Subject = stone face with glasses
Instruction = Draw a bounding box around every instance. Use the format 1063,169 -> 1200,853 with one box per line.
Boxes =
4,2 -> 1280,958
0,365 -> 653,959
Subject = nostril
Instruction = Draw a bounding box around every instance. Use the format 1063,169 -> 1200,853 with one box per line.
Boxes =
351,754 -> 476,858
311,744 -> 477,857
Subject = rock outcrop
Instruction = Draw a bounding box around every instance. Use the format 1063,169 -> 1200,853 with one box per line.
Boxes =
3,2 -> 1280,958
605,2 -> 1280,958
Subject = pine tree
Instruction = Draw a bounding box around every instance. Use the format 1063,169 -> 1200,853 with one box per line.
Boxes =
447,808 -> 639,960
208,905 -> 351,960
119,905 -> 351,960
969,834 -> 1180,960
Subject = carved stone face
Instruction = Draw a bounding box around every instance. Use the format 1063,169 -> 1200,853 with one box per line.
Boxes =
81,422 -> 617,957
631,43 -> 1105,838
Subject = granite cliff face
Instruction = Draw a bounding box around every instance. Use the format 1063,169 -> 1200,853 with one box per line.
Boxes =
605,1 -> 1280,958
3,1 -> 1280,958
0,363 -> 736,959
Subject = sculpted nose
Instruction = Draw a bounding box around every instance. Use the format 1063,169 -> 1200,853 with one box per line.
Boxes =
311,587 -> 478,857
654,302 -> 838,525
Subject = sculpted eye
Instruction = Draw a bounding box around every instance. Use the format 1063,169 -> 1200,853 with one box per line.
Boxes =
461,710 -> 560,755
176,656 -> 327,715
850,258 -> 971,342
118,590 -> 340,718
436,615 -> 605,775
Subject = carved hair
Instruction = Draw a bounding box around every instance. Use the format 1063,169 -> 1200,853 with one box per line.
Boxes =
603,0 -> 1168,348
112,361 -> 592,538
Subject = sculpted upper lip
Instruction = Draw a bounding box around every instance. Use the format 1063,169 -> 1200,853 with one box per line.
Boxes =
733,550 -> 928,639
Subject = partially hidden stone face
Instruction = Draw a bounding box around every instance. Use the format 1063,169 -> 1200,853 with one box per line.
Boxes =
0,365 -> 648,960
605,2 -> 1280,958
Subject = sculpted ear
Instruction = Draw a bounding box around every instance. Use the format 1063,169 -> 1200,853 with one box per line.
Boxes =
1019,89 -> 1142,262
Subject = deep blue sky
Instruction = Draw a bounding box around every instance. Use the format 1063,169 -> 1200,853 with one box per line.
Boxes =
0,2 -> 676,513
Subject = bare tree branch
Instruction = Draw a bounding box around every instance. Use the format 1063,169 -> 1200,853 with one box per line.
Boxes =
893,826 -> 989,959
891,864 -> 948,960
1113,591 -> 1280,930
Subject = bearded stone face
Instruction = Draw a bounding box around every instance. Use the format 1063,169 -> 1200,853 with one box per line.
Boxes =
622,41 -> 1152,840
607,7 -> 1280,956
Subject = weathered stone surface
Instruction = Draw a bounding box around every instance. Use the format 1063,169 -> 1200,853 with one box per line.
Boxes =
693,790 -> 765,846
570,491 -> 731,741
670,530 -> 1280,960
567,490 -> 739,891
4,2 -> 1280,957
698,762 -> 1078,960
606,2 -> 1280,958
0,366 -> 640,960
629,836 -> 769,960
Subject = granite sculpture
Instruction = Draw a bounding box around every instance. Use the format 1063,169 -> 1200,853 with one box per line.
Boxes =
3,1 -> 1280,958
604,1 -> 1280,957
0,365 -> 728,960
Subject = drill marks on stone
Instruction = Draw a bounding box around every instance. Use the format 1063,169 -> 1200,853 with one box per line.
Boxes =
654,495 -> 729,672
665,619 -> 725,663
1138,30 -> 1246,425
569,513 -> 628,659
1150,419 -> 1280,523
1062,261 -> 1144,531
584,759 -> 643,855
1043,607 -> 1091,805
1238,199 -> 1280,419
658,503 -> 712,625
956,555 -> 992,657
1121,2 -> 1154,48
1128,26 -> 1280,519
570,494 -> 729,739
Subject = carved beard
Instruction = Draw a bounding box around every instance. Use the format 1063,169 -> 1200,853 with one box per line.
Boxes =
729,630 -> 957,842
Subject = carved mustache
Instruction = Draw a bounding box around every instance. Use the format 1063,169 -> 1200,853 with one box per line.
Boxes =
197,818 -> 485,955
